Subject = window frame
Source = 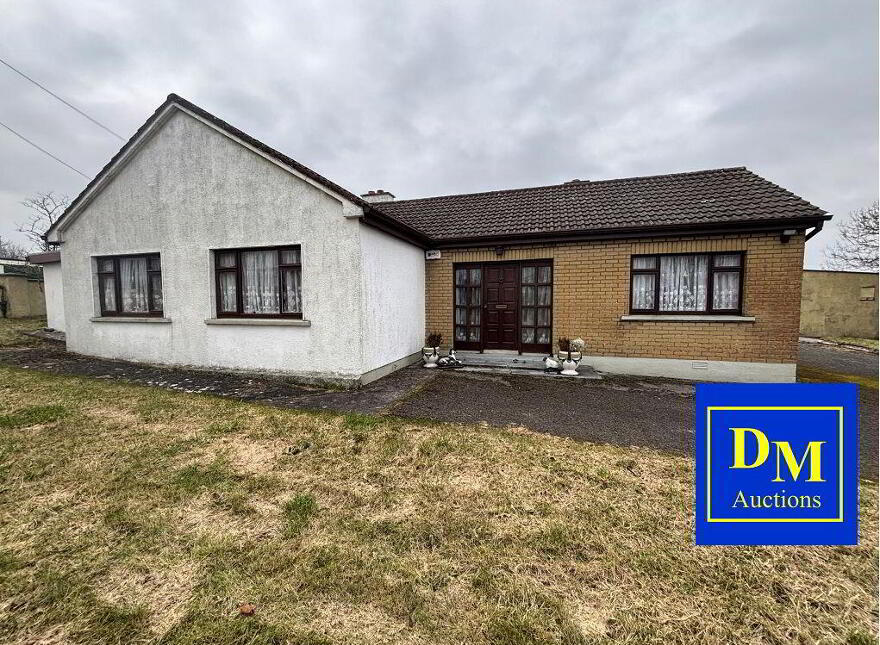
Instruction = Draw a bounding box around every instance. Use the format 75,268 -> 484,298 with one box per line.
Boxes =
519,260 -> 553,354
213,245 -> 303,319
452,262 -> 483,350
96,253 -> 164,317
629,251 -> 745,315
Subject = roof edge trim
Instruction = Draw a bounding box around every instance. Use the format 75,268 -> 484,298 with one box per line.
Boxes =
428,216 -> 831,249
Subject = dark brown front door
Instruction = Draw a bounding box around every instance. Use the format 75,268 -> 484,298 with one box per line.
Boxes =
453,260 -> 553,354
483,263 -> 519,349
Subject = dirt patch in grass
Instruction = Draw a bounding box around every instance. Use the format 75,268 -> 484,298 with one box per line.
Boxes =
96,562 -> 195,636
0,365 -> 876,644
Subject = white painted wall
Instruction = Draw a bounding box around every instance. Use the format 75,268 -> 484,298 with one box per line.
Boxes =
42,262 -> 65,331
53,108 -> 386,384
359,223 -> 425,374
585,355 -> 796,383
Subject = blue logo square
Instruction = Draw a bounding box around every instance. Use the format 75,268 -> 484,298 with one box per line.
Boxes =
696,383 -> 859,545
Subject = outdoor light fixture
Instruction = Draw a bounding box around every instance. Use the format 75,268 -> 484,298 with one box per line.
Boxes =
780,229 -> 797,243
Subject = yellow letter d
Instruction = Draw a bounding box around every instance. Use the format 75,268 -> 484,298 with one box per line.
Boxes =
730,427 -> 770,469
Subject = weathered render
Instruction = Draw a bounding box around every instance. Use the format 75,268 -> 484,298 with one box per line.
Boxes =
47,107 -> 421,386
358,224 -> 425,381
0,262 -> 45,319
800,270 -> 879,339
41,262 -> 64,331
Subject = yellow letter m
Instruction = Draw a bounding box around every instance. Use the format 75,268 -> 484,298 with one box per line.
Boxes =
772,441 -> 826,482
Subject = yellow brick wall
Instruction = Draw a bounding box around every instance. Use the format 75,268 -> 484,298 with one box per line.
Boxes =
425,231 -> 805,363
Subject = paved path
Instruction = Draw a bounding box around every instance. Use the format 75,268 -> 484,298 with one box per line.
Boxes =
1,342 -> 876,479
0,345 -> 435,415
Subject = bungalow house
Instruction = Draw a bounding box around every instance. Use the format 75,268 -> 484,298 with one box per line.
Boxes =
40,94 -> 830,386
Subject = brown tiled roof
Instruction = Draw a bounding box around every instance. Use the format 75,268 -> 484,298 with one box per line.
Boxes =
27,251 -> 60,264
46,93 -> 827,248
374,167 -> 829,243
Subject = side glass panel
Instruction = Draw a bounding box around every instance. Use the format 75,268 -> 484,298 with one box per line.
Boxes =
520,263 -> 551,348
455,266 -> 483,346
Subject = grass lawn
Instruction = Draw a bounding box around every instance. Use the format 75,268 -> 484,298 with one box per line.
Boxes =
797,365 -> 879,390
0,316 -> 46,347
0,343 -> 876,642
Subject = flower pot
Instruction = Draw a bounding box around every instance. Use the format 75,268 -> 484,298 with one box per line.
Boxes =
422,347 -> 440,368
556,351 -> 582,376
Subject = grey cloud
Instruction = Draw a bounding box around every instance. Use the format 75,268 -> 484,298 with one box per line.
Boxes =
0,0 -> 876,268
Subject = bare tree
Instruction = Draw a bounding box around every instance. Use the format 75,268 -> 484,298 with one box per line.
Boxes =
823,201 -> 879,272
0,236 -> 28,260
17,191 -> 69,251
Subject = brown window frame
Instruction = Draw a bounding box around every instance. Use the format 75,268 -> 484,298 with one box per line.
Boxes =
519,260 -> 553,354
214,245 -> 303,319
629,251 -> 745,315
96,253 -> 163,317
453,263 -> 483,349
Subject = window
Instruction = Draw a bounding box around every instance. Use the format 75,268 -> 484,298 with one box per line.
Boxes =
630,252 -> 744,314
454,265 -> 482,346
520,263 -> 552,348
96,254 -> 163,316
214,246 -> 302,318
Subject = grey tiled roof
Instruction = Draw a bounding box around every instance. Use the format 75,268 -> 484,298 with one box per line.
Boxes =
374,167 -> 828,241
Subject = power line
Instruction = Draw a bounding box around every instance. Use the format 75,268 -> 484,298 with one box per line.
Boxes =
0,56 -> 125,141
0,119 -> 92,180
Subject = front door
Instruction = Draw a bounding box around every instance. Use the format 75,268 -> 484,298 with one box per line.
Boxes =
483,263 -> 519,350
452,260 -> 553,354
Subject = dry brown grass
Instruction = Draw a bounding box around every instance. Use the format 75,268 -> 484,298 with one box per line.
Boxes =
0,316 -> 45,347
0,366 -> 876,645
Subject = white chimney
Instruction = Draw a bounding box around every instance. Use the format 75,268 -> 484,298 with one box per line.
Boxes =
361,189 -> 395,203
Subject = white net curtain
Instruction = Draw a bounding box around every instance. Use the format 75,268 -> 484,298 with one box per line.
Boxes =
242,250 -> 280,314
712,254 -> 741,310
632,253 -> 742,312
659,255 -> 708,311
119,257 -> 149,312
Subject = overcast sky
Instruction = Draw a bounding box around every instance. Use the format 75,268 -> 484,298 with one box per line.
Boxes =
0,0 -> 876,267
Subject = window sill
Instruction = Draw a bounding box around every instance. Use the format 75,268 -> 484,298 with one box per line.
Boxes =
204,318 -> 311,327
90,316 -> 171,323
620,314 -> 756,323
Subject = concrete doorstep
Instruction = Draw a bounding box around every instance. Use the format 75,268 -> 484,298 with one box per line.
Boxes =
452,350 -> 603,380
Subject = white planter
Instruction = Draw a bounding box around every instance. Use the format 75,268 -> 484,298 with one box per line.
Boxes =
422,347 -> 440,368
557,351 -> 582,376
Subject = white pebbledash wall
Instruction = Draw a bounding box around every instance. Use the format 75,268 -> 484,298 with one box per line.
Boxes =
50,108 -> 423,386
42,262 -> 65,331
359,224 -> 425,378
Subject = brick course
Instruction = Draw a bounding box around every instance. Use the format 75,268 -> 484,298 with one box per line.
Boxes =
425,231 -> 804,364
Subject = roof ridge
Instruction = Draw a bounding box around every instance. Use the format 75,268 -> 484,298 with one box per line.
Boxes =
46,92 -> 430,247
384,166 -> 750,205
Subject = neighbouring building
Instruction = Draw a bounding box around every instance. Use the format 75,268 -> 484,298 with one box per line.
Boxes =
27,252 -> 63,330
0,259 -> 45,319
800,269 -> 878,339
39,94 -> 831,385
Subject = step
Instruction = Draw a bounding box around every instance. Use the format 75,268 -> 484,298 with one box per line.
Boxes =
452,350 -> 602,379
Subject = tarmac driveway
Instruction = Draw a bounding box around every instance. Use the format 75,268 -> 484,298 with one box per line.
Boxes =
393,342 -> 878,479
1,340 -> 876,478
390,370 -> 696,456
